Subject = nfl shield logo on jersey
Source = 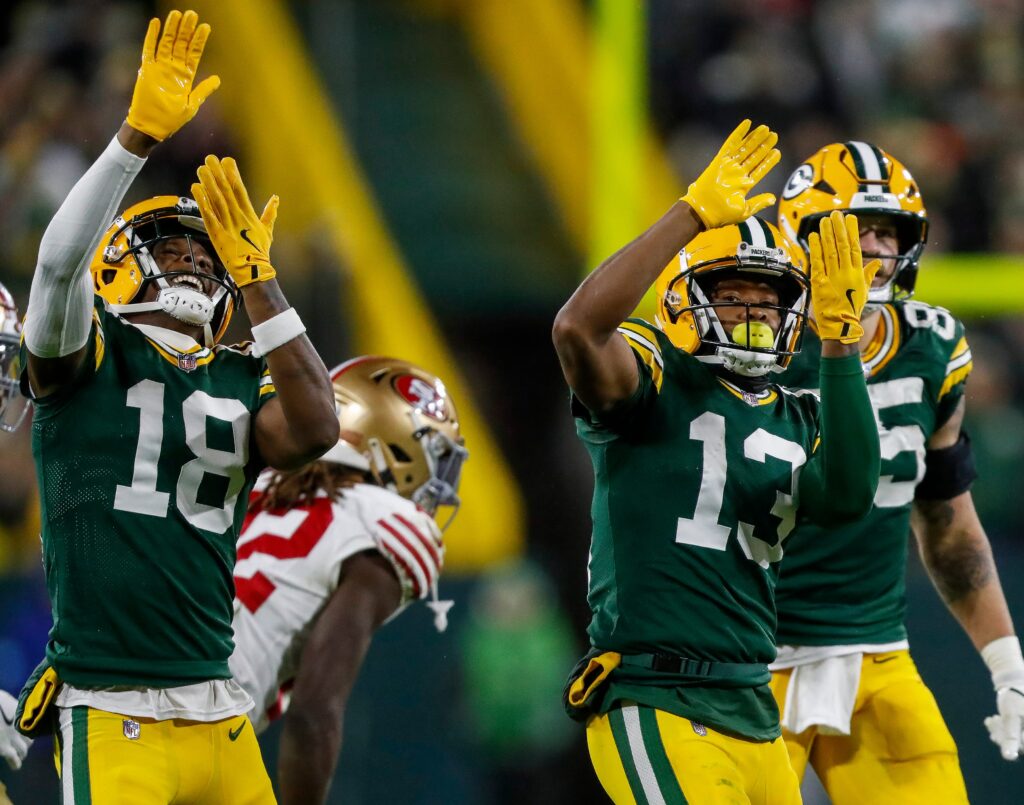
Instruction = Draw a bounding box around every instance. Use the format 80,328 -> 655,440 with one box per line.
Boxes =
123,718 -> 140,740
691,720 -> 708,737
178,353 -> 198,372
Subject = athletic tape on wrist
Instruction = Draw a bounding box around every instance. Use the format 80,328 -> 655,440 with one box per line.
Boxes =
982,636 -> 1024,689
251,308 -> 305,357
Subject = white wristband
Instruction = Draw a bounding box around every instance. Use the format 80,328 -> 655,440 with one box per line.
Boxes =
982,636 -> 1024,689
251,308 -> 306,357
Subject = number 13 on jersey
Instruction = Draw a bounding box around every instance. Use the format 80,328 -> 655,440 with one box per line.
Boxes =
675,412 -> 807,569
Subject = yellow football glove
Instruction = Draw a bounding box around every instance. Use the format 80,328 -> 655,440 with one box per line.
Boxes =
191,156 -> 279,288
126,10 -> 221,142
808,210 -> 881,343
681,119 -> 781,230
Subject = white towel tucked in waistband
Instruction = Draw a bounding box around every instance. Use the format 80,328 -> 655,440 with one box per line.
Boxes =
781,653 -> 862,736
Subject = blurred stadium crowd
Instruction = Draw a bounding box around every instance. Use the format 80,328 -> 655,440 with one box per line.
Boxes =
0,1 -> 1022,803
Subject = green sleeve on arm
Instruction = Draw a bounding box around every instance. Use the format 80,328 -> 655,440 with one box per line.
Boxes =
798,353 -> 880,525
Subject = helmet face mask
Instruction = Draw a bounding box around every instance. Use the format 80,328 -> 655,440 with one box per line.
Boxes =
656,218 -> 810,377
91,196 -> 239,344
0,282 -> 29,433
778,141 -> 928,309
326,357 -> 467,527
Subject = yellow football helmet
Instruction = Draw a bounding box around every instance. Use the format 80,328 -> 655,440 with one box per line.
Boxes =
0,281 -> 29,432
655,217 -> 809,377
321,356 -> 468,520
777,141 -> 928,306
90,196 -> 238,345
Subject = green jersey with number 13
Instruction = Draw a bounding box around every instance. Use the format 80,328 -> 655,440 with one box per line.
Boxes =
575,319 -> 837,740
775,299 -> 972,646
28,299 -> 276,687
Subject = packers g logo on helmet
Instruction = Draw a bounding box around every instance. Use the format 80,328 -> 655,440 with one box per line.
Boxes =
90,196 -> 239,346
322,356 -> 468,524
654,217 -> 810,377
777,142 -> 928,307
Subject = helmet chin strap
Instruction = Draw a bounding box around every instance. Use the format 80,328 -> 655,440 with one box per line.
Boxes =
716,347 -> 778,377
111,285 -> 216,346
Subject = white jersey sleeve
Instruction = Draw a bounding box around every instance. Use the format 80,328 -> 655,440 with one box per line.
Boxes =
229,480 -> 435,733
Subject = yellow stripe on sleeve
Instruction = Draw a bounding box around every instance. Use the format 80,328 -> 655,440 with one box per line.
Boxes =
948,335 -> 969,362
93,310 -> 105,371
939,360 -> 972,399
616,327 -> 663,392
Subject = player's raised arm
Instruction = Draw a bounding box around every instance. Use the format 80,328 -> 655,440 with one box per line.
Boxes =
799,211 -> 881,523
192,156 -> 339,469
552,120 -> 780,414
24,9 -> 219,398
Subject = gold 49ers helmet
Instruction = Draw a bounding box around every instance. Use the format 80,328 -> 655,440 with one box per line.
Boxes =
0,281 -> 29,432
90,196 -> 239,346
320,356 -> 468,522
655,217 -> 810,377
778,141 -> 928,307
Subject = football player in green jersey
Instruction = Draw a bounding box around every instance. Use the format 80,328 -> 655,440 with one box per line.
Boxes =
771,142 -> 1024,803
14,10 -> 338,803
554,120 -> 881,805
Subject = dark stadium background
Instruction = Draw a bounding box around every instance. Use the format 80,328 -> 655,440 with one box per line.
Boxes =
0,1 -> 1022,802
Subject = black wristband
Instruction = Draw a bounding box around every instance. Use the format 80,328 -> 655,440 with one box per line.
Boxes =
915,430 -> 977,501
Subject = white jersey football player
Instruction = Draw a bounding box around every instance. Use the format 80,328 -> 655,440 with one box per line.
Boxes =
0,283 -> 32,775
229,355 -> 467,804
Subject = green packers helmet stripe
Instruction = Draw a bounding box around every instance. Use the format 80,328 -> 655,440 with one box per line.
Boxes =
846,141 -> 888,191
738,217 -> 775,249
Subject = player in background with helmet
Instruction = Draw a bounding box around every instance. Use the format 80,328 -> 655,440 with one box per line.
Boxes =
15,11 -> 338,803
553,121 -> 880,805
0,284 -> 31,778
230,356 -> 466,805
770,142 -> 1023,803
0,283 -> 30,434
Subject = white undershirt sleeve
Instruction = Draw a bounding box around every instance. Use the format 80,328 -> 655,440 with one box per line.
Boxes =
23,135 -> 147,357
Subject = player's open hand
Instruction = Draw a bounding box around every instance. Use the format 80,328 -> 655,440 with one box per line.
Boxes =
192,156 -> 279,288
126,10 -> 220,141
681,120 -> 781,230
808,210 -> 880,343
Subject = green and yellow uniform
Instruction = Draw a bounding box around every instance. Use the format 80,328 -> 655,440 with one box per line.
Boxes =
21,300 -> 276,804
772,299 -> 972,804
567,319 -> 877,805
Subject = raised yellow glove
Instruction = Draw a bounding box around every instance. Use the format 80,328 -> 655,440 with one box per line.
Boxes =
808,211 -> 881,343
681,119 -> 781,230
191,156 -> 279,288
126,10 -> 221,141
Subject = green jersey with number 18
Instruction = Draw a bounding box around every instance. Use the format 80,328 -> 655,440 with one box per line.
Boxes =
575,319 -> 827,740
28,299 -> 276,687
775,300 -> 972,646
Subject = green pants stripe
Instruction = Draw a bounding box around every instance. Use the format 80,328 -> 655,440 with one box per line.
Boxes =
609,705 -> 688,805
59,707 -> 92,804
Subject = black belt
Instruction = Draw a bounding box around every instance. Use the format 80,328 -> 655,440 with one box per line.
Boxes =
618,652 -> 767,681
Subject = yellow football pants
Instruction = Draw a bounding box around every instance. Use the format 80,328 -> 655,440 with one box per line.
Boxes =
54,706 -> 276,804
587,703 -> 801,805
770,650 -> 968,805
